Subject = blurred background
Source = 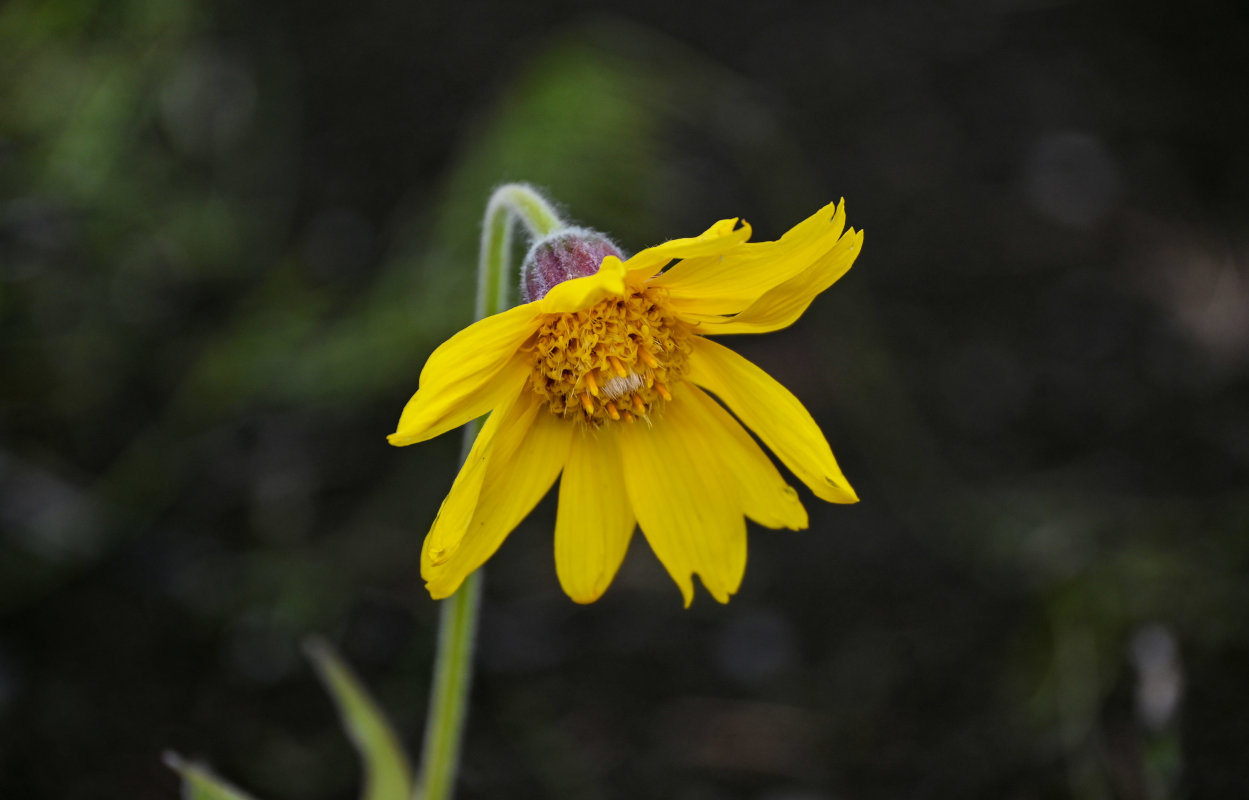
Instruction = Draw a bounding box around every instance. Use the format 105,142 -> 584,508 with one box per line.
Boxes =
2,0 -> 1247,798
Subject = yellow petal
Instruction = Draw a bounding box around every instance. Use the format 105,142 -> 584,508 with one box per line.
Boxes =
657,201 -> 847,316
388,303 -> 538,446
682,385 -> 808,530
618,391 -> 747,606
424,400 -> 574,598
693,227 -> 863,335
420,390 -> 535,573
621,218 -> 752,281
537,255 -> 626,314
554,427 -> 636,603
686,337 -> 858,504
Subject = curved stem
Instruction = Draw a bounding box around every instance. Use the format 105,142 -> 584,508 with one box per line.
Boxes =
415,184 -> 565,800
477,183 -> 563,316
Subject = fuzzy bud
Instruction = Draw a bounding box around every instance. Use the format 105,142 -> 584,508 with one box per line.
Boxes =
520,228 -> 624,303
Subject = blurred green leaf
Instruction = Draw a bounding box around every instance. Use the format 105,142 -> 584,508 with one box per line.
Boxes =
164,752 -> 264,800
305,637 -> 415,800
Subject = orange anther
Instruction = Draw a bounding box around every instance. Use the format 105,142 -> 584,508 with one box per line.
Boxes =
631,394 -> 647,414
584,371 -> 599,397
653,380 -> 672,401
638,349 -> 659,368
605,401 -> 621,421
581,393 -> 594,414
608,356 -> 628,378
621,410 -> 635,423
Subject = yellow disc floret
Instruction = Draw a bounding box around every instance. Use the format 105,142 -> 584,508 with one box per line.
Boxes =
529,287 -> 691,425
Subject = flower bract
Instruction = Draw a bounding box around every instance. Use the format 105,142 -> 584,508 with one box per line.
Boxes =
389,201 -> 863,605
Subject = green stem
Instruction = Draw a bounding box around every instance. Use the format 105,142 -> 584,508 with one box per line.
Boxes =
476,183 -> 563,317
415,183 -> 565,800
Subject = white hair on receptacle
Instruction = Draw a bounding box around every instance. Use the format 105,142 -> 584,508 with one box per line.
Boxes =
601,373 -> 645,400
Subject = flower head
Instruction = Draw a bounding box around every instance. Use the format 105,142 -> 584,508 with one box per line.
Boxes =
390,201 -> 863,605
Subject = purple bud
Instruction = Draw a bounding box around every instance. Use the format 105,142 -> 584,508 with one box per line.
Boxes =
520,228 -> 624,303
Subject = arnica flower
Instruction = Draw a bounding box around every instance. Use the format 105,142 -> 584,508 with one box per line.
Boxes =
390,201 -> 863,605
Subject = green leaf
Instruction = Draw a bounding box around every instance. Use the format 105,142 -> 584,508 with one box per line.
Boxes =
305,637 -> 415,800
164,752 -> 263,800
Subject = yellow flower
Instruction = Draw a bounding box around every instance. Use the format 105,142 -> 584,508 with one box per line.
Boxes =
389,201 -> 863,605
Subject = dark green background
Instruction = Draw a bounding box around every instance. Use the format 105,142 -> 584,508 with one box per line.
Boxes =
2,1 -> 1247,798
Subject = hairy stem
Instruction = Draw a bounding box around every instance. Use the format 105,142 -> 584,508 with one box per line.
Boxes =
415,184 -> 564,800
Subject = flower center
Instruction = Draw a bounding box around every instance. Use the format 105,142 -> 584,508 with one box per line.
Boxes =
529,287 -> 691,425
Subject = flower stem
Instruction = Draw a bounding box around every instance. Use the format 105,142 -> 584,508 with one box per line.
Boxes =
415,184 -> 564,800
477,183 -> 563,317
